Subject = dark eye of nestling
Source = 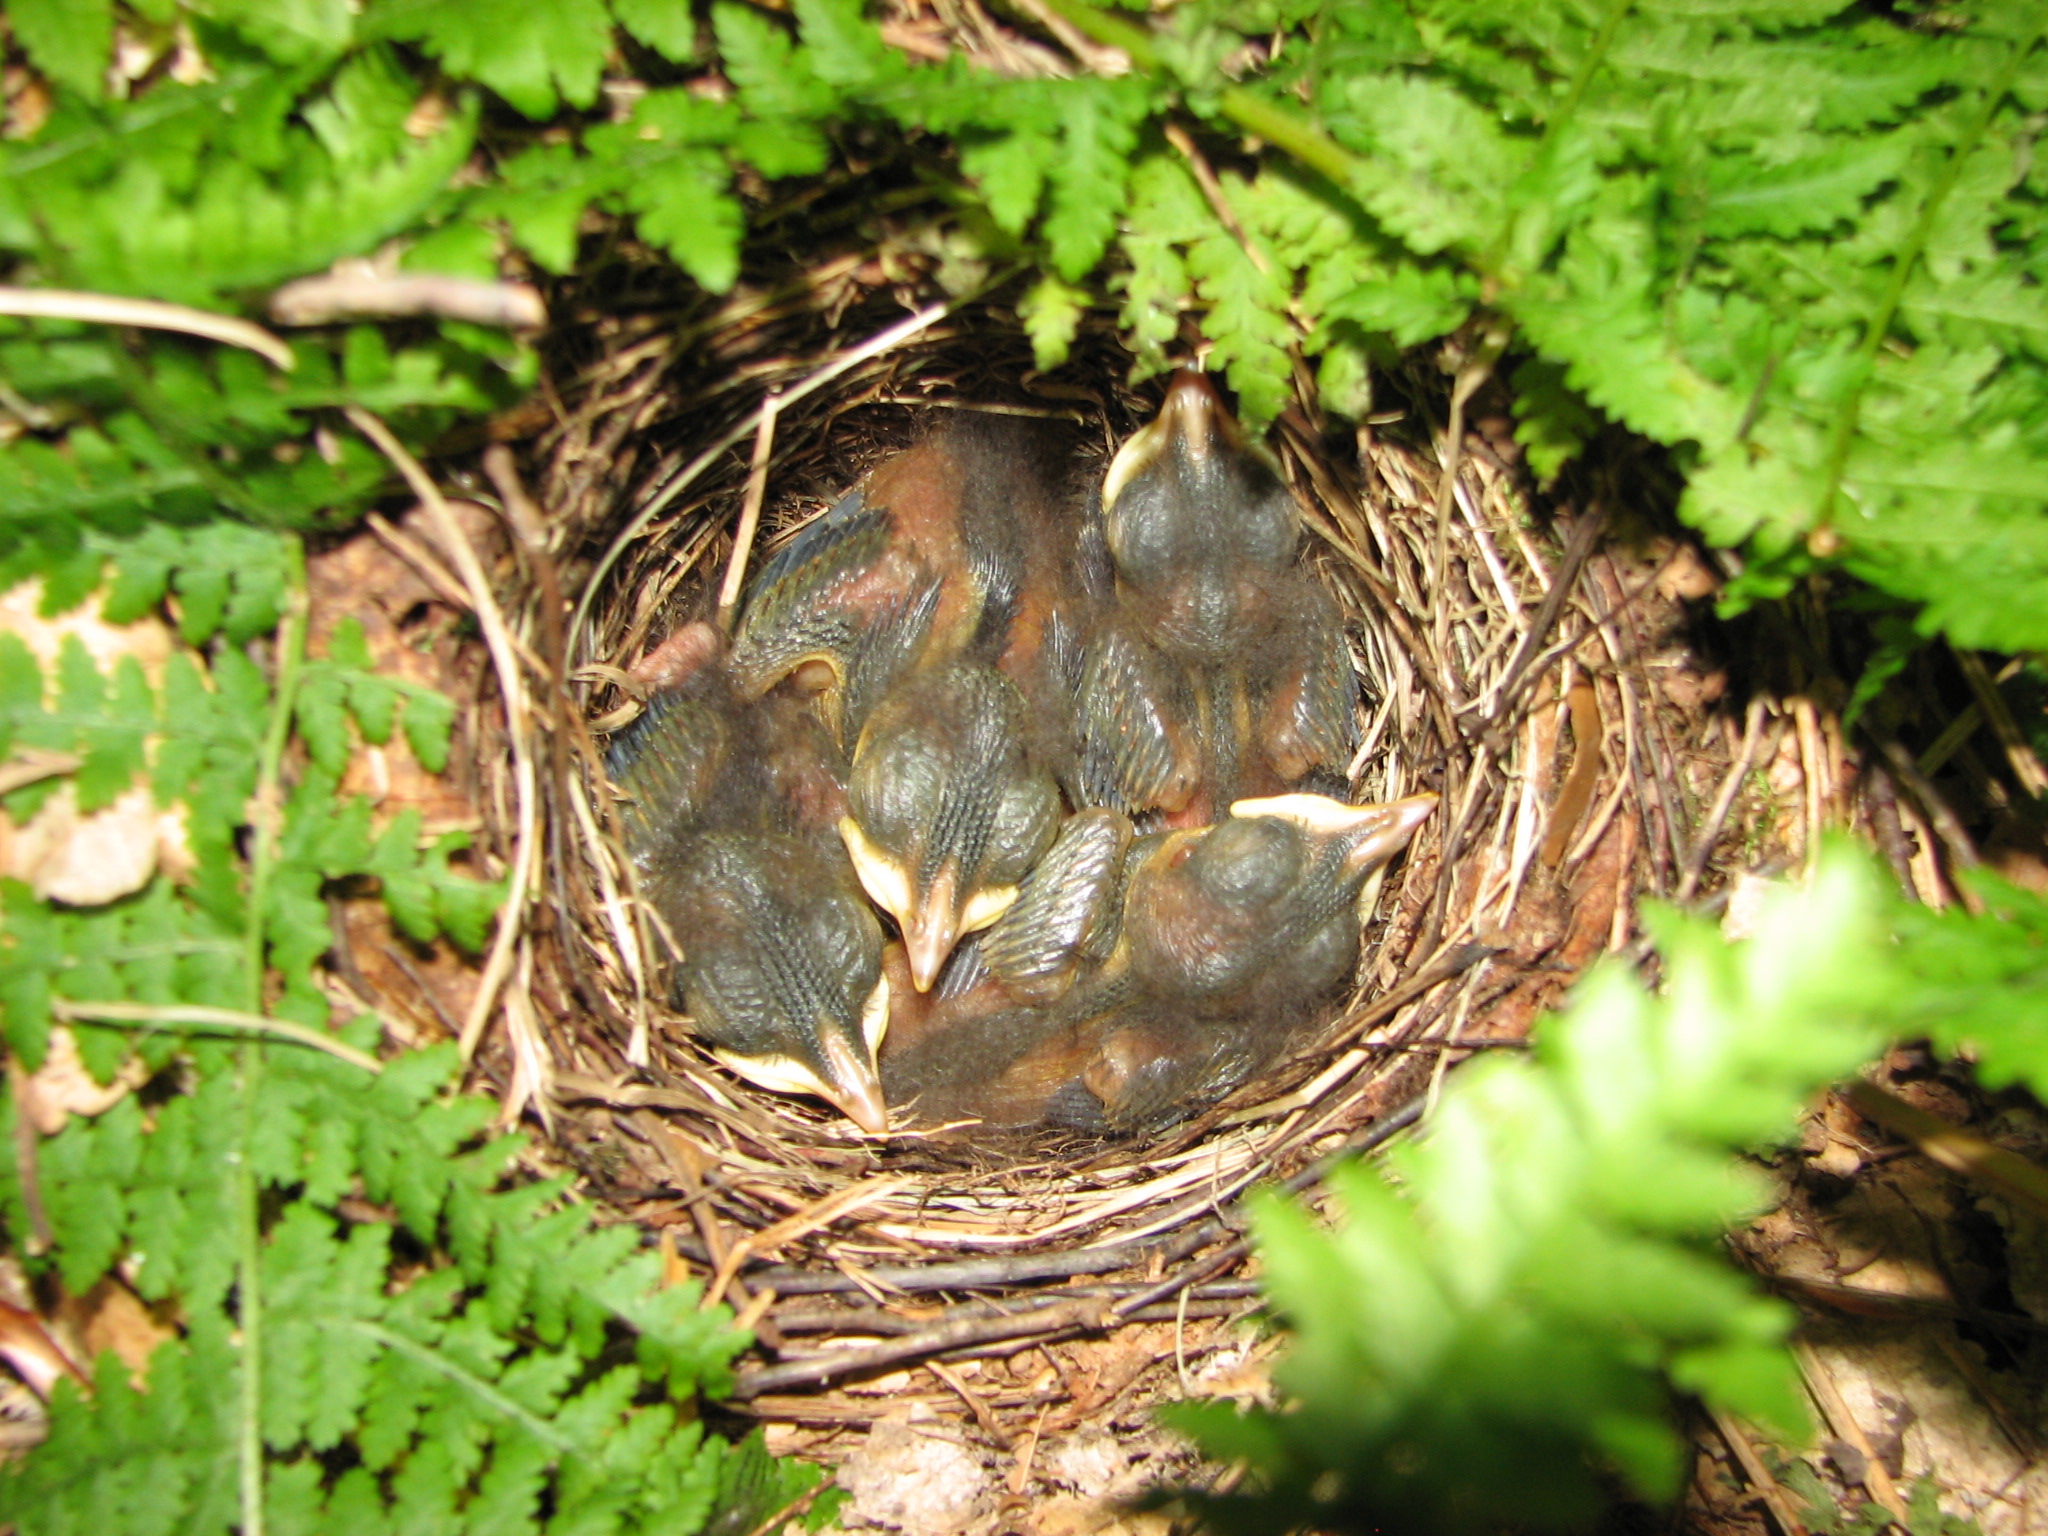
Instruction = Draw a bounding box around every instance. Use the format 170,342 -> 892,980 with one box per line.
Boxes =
984,770 -> 1060,882
1106,483 -> 1187,591
1188,818 -> 1301,908
851,729 -> 936,846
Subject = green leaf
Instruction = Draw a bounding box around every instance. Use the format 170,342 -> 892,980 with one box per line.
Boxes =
1188,217 -> 1296,427
1702,136 -> 1914,239
1186,845 -> 1897,1532
961,124 -> 1052,237
613,0 -> 699,62
791,0 -> 900,89
714,3 -> 840,123
9,0 -> 112,99
9,84 -> 481,304
1043,79 -> 1143,282
1117,154 -> 1205,380
1325,259 -> 1477,348
621,147 -> 744,293
474,144 -> 601,274
1020,274 -> 1088,372
212,0 -> 357,66
402,690 -> 455,775
302,44 -> 414,167
348,674 -> 400,745
1337,74 -> 1519,257
1892,871 -> 2048,1105
369,0 -> 611,119
295,671 -> 350,776
1511,356 -> 1602,484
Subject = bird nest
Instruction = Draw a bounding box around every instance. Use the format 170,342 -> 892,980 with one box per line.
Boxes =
459,232 -> 1727,1507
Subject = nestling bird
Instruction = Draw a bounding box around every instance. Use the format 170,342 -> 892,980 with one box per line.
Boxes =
1116,792 -> 1439,1018
880,792 -> 1437,1133
730,422 -> 1081,724
731,421 -> 1083,990
1076,371 -> 1361,827
607,622 -> 892,1134
840,657 -> 1063,991
1040,792 -> 1438,1130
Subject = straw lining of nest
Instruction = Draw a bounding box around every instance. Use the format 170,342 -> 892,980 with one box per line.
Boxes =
411,246 -> 1741,1454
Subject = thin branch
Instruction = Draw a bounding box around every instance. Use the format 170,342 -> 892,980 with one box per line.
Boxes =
738,1482 -> 830,1536
1845,1080 -> 2048,1224
1951,645 -> 2047,798
6,1061 -> 53,1253
269,272 -> 545,330
51,1000 -> 382,1074
1710,1408 -> 1812,1536
1165,122 -> 1271,275
1487,505 -> 1608,733
1866,732 -> 1982,903
344,406 -> 539,1064
733,1296 -> 1112,1397
1003,0 -> 1131,74
1431,328 -> 1510,672
1793,1340 -> 1910,1524
1674,701 -> 1783,902
0,286 -> 295,370
1917,700 -> 1983,780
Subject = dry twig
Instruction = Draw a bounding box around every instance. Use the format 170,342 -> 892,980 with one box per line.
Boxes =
343,407 -> 542,1068
0,286 -> 293,368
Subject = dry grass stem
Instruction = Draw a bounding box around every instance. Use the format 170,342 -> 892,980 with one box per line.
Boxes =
717,390 -> 784,627
0,285 -> 295,368
343,406 -> 541,1067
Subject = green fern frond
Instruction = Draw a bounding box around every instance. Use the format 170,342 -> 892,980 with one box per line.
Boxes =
1174,846 -> 1895,1533
0,555 -> 796,1536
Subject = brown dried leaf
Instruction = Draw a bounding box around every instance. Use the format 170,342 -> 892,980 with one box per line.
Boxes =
0,1300 -> 84,1400
0,579 -> 173,687
0,782 -> 189,906
12,1028 -> 151,1134
0,580 -> 194,904
74,1279 -> 173,1381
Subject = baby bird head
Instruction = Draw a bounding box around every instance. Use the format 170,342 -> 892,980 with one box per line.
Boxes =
1123,792 -> 1438,1003
840,660 -> 1062,992
673,831 -> 891,1135
1099,372 -> 1300,662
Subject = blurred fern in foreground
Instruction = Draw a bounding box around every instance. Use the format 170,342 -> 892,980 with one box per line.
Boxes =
1893,869 -> 2048,1106
1176,849 -> 1897,1533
